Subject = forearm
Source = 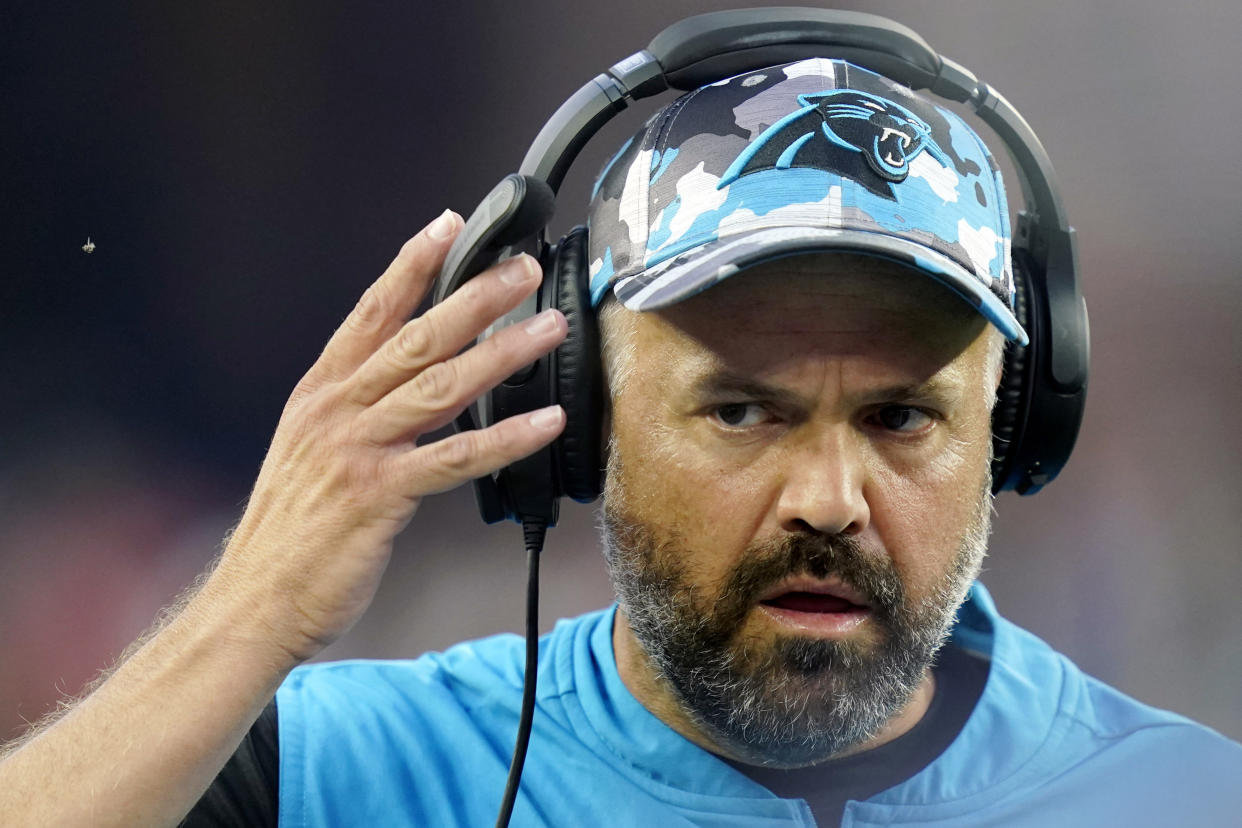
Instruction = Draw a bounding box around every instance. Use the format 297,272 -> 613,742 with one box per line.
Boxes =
0,575 -> 299,827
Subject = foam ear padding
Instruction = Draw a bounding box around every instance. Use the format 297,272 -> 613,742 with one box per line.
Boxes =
550,226 -> 604,502
991,257 -> 1033,493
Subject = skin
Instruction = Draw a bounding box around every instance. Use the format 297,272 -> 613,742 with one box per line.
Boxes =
603,255 -> 1000,764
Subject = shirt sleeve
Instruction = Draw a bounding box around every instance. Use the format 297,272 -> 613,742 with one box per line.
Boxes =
179,699 -> 280,827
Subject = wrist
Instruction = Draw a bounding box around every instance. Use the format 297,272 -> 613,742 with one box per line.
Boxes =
188,562 -> 319,676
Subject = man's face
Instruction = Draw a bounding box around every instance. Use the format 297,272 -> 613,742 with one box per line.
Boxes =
600,255 -> 999,767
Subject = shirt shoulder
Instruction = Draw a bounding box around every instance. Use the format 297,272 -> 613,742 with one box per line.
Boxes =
860,587 -> 1242,826
273,611 -> 614,827
281,607 -> 607,708
995,609 -> 1242,819
1056,666 -> 1242,789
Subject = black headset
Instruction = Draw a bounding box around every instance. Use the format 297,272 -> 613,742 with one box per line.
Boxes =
434,7 -> 1090,528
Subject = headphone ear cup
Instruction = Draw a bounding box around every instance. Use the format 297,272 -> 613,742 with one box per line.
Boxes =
991,256 -> 1033,493
550,225 -> 604,503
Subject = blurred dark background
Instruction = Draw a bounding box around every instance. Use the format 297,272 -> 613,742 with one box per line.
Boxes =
2,0 -> 1239,744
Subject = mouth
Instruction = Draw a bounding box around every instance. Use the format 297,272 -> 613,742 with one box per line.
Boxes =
755,578 -> 872,635
762,592 -> 866,612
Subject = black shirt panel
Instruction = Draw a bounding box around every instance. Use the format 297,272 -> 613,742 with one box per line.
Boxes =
731,643 -> 991,827
180,699 -> 280,828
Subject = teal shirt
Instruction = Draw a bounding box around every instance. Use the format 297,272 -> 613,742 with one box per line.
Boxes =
275,583 -> 1242,826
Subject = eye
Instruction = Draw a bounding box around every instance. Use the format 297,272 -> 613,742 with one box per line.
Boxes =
711,402 -> 769,429
871,405 -> 934,433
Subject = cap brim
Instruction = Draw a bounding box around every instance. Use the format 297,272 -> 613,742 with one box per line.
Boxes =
611,226 -> 1028,346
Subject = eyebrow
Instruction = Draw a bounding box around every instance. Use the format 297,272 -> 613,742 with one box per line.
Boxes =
687,369 -> 964,407
689,372 -> 804,406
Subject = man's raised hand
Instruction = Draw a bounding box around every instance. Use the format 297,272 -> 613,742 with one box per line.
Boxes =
207,209 -> 568,666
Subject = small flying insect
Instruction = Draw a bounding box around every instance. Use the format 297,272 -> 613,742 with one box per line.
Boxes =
82,237 -> 96,253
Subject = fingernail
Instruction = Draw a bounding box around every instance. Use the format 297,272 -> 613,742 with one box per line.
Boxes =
528,406 -> 564,430
500,254 -> 539,286
426,209 -> 456,240
524,309 -> 559,336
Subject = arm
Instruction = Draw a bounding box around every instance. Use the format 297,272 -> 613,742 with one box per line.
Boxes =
182,701 -> 279,826
0,210 -> 568,827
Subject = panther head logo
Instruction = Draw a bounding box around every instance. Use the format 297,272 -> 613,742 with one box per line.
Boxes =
719,89 -> 952,194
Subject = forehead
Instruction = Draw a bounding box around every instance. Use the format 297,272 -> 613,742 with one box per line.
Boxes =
624,254 -> 990,381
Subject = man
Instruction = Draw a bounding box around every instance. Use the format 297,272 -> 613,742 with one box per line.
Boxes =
2,53 -> 1239,828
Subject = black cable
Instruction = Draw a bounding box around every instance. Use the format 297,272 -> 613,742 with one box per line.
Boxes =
493,518 -> 547,828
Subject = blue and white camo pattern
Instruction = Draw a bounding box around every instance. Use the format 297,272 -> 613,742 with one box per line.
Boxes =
586,58 -> 1026,344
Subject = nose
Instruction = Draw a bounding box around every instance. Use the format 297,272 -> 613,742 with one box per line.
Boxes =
775,428 -> 871,536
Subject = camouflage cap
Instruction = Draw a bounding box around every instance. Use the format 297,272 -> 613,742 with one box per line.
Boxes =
586,58 -> 1027,345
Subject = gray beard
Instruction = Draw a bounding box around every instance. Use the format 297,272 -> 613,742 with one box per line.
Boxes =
600,471 -> 991,768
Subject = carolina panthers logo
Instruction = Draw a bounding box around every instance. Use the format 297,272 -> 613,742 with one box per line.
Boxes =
719,90 -> 951,196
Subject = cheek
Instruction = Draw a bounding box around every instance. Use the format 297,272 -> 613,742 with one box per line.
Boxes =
872,483 -> 962,593
609,412 -> 772,575
867,424 -> 991,594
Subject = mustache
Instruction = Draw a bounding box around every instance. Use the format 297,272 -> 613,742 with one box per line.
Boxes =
714,532 -> 906,629
602,503 -> 907,640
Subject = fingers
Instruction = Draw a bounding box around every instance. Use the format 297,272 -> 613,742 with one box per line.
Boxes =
307,209 -> 462,388
345,253 -> 542,407
359,306 -> 568,445
396,405 -> 566,496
